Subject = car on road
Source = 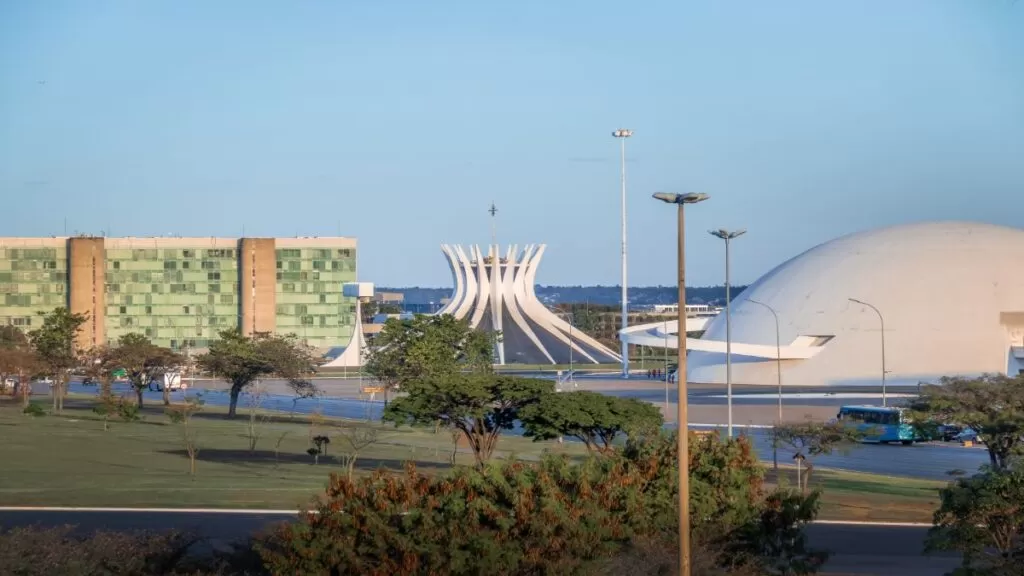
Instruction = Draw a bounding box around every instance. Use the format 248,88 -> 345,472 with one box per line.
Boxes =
936,424 -> 963,442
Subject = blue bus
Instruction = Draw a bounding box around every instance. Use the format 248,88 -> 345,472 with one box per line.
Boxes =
836,405 -> 921,445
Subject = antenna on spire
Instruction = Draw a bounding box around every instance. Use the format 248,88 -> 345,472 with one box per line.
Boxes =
488,201 -> 498,249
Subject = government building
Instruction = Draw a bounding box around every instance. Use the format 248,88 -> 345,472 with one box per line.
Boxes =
0,236 -> 358,353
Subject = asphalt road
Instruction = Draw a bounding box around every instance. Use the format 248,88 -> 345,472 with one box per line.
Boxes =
0,510 -> 960,575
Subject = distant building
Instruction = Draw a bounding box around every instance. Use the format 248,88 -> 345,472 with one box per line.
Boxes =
0,236 -> 358,352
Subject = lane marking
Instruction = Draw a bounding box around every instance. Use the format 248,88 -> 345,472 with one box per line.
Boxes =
0,507 -> 299,514
0,507 -> 933,527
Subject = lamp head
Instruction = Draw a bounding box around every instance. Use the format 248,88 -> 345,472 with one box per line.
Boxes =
709,228 -> 746,240
652,192 -> 710,205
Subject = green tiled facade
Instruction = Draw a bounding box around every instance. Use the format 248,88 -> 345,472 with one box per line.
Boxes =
104,245 -> 240,350
0,241 -> 68,329
0,237 -> 358,353
275,246 -> 358,349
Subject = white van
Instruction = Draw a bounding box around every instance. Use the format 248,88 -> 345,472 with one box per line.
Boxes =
148,372 -> 186,391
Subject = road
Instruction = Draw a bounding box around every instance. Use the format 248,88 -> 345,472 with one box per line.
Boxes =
0,510 -> 959,575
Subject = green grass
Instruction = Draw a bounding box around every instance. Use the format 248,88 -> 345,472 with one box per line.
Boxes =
767,466 -> 944,523
0,399 -> 581,509
0,398 -> 946,521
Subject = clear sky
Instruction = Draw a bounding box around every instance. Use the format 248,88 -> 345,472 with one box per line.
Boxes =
1,1 -> 1021,288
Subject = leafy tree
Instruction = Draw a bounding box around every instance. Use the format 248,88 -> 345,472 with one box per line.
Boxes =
0,326 -> 38,406
198,329 -> 318,418
385,372 -> 551,468
770,420 -> 862,493
926,462 -> 1024,575
363,314 -> 492,406
107,333 -> 183,408
28,308 -> 87,414
909,374 -> 1024,471
520,390 -> 664,454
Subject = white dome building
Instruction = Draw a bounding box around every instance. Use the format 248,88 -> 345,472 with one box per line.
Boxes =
631,221 -> 1024,387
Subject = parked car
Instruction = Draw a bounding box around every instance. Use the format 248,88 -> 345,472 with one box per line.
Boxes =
955,428 -> 980,443
936,424 -> 963,442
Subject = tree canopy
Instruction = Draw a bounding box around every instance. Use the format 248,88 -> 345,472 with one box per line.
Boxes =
520,390 -> 664,454
908,374 -> 1024,470
107,333 -> 182,408
385,372 -> 550,468
0,326 -> 37,402
198,329 -> 318,417
28,307 -> 87,413
364,314 -> 492,388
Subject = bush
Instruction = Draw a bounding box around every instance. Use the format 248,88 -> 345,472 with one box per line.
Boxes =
927,463 -> 1024,575
0,525 -> 200,575
257,431 -> 826,576
22,402 -> 45,417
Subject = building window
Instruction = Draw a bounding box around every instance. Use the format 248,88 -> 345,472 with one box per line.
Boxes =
119,306 -> 126,314
164,261 -> 177,270
145,306 -> 152,315
183,250 -> 194,258
183,306 -> 190,314
220,295 -> 233,305
182,261 -> 190,269
208,272 -> 221,281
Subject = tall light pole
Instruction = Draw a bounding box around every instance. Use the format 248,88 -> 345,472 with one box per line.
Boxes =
653,191 -> 709,576
849,297 -> 887,407
748,298 -> 782,471
613,129 -> 633,378
709,228 -> 745,438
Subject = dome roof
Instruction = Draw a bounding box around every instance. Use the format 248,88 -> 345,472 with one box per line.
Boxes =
689,221 -> 1024,386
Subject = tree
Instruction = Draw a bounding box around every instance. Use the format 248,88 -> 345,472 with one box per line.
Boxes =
166,397 -> 203,477
334,424 -> 382,481
363,314 -> 492,406
107,333 -> 182,409
770,420 -> 862,493
28,308 -> 87,414
385,372 -> 552,468
198,329 -> 318,418
909,374 -> 1024,471
520,390 -> 664,454
926,462 -> 1024,575
0,326 -> 38,406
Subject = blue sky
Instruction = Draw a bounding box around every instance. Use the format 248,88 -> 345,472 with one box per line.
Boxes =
1,1 -> 1021,287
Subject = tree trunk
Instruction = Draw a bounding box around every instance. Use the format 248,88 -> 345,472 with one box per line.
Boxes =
19,370 -> 29,408
136,387 -> 145,408
162,383 -> 170,406
228,387 -> 241,418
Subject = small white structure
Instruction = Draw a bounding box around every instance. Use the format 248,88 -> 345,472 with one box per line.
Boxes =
322,282 -> 374,368
438,244 -> 621,365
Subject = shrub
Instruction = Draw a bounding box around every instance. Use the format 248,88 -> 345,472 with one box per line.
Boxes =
257,431 -> 825,576
0,525 -> 200,575
22,402 -> 45,417
927,462 -> 1024,574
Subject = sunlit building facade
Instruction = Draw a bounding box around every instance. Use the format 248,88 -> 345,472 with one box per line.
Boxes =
0,236 -> 357,353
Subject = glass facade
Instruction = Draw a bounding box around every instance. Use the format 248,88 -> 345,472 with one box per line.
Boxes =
275,246 -> 357,348
0,244 -> 68,329
104,246 -> 240,350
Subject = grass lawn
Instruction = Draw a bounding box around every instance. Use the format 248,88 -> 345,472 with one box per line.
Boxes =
0,397 -> 946,522
766,466 -> 944,523
0,398 -> 582,510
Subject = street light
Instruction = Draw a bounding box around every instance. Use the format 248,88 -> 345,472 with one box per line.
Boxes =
849,297 -> 887,407
709,228 -> 746,438
613,128 -> 633,378
747,298 -> 782,471
653,190 -> 709,576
